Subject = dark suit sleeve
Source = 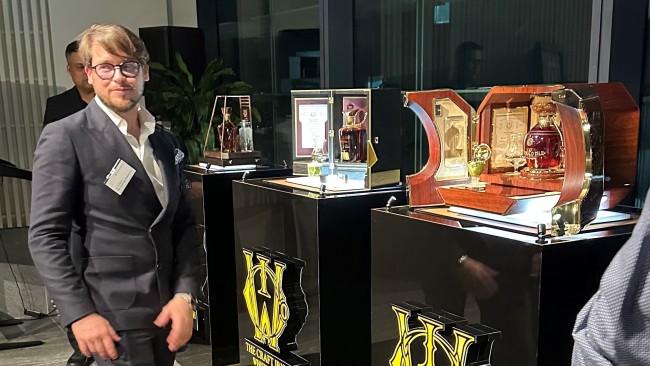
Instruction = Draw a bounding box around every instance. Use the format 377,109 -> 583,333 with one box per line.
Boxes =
28,123 -> 96,327
169,136 -> 200,297
42,97 -> 56,125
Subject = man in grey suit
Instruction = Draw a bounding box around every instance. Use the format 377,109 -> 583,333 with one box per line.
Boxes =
29,23 -> 199,365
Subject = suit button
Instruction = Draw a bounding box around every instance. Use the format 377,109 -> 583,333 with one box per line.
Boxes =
156,263 -> 162,270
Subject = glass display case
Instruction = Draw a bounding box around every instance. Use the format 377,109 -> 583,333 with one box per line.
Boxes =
404,83 -> 639,236
201,95 -> 262,166
289,88 -> 402,191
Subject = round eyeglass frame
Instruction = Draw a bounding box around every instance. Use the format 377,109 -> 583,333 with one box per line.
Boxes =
89,61 -> 141,80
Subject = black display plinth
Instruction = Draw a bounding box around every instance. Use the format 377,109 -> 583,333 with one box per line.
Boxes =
370,206 -> 639,366
232,179 -> 406,366
184,165 -> 292,365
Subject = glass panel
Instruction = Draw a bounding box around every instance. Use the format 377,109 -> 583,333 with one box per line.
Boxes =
355,0 -> 594,178
216,0 -> 320,166
213,0 -> 596,173
354,0 -> 593,90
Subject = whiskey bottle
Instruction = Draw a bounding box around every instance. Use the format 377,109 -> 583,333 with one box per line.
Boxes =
217,107 -> 239,153
339,104 -> 368,163
522,95 -> 564,179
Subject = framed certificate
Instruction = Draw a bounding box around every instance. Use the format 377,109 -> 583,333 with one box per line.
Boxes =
490,106 -> 529,170
294,98 -> 329,157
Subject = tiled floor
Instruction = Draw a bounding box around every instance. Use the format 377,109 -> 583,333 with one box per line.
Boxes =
0,316 -> 217,366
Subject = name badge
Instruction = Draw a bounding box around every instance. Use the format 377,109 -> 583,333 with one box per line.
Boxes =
104,158 -> 136,195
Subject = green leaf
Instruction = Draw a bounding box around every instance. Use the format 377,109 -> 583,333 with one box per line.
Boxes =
175,52 -> 194,87
251,106 -> 262,124
185,138 -> 201,165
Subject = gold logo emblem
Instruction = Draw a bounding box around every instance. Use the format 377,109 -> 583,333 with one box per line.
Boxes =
242,248 -> 309,366
243,249 -> 289,352
390,302 -> 499,366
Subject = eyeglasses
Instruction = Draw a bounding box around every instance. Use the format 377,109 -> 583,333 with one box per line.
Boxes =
89,61 -> 141,80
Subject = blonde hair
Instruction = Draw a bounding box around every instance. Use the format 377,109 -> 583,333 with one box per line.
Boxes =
78,24 -> 149,66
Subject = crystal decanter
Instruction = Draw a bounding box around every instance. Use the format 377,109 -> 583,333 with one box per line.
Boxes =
521,95 -> 564,179
217,107 -> 239,153
339,104 -> 367,163
238,106 -> 254,152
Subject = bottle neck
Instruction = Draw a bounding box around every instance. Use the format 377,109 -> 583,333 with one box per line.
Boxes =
537,114 -> 555,128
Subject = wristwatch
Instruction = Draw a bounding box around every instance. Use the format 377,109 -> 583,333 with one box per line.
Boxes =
175,293 -> 197,311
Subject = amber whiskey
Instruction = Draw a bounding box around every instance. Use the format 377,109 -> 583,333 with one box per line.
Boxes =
218,107 -> 240,153
339,104 -> 367,162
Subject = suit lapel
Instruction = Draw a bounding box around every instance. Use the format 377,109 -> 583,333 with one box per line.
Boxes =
149,131 -> 178,227
85,101 -> 162,217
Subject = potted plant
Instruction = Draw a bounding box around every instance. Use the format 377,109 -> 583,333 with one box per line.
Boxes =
148,53 -> 254,164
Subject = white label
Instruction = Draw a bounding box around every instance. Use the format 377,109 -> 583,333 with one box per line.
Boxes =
104,159 -> 136,195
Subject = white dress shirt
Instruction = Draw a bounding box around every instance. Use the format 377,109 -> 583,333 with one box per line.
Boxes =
95,97 -> 166,206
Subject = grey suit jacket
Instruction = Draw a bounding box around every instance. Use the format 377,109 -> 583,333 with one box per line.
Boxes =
572,188 -> 650,365
29,100 -> 199,331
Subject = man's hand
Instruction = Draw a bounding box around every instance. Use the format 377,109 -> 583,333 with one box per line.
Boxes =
153,295 -> 194,352
71,313 -> 121,360
458,256 -> 499,301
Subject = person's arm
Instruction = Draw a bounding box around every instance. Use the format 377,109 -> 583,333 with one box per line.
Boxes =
167,133 -> 199,296
154,132 -> 199,351
28,122 -> 96,326
170,174 -> 199,296
30,122 -> 120,360
572,197 -> 650,365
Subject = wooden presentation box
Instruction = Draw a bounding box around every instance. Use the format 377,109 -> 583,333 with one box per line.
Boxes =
404,83 -> 639,236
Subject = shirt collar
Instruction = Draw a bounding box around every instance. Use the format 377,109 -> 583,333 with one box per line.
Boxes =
94,96 -> 156,137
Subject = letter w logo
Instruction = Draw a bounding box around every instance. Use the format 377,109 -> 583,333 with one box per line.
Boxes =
390,304 -> 476,366
243,249 -> 288,353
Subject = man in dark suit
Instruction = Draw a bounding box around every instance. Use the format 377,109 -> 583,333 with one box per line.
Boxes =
42,39 -> 96,366
29,23 -> 199,366
43,40 -> 95,125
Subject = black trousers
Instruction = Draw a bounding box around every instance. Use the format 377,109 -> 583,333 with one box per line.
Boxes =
93,327 -> 175,366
